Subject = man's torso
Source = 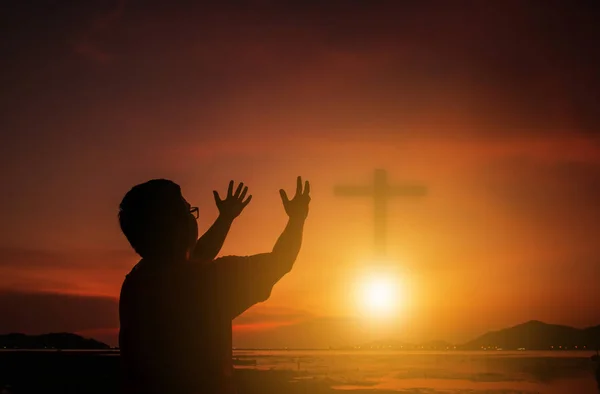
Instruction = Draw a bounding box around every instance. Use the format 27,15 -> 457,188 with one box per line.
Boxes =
119,260 -> 234,393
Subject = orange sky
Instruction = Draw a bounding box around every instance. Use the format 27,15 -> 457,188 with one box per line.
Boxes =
1,1 -> 599,347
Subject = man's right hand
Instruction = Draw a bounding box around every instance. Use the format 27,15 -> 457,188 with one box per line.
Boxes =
279,176 -> 310,220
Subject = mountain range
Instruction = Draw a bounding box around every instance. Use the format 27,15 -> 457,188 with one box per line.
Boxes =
1,321 -> 599,350
341,321 -> 600,351
0,333 -> 110,350
460,320 -> 600,350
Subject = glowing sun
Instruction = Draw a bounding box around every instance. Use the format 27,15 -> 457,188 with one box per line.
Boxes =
356,272 -> 402,317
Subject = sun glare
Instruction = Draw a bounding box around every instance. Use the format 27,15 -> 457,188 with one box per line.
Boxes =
356,270 -> 403,318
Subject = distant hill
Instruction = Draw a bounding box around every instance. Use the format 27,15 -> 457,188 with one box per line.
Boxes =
3,321 -> 599,351
0,333 -> 110,350
341,321 -> 600,351
460,320 -> 600,350
583,325 -> 600,345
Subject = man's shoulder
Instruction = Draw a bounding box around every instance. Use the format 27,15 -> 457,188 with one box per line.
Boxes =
210,254 -> 273,281
214,253 -> 270,263
213,255 -> 249,262
211,255 -> 270,272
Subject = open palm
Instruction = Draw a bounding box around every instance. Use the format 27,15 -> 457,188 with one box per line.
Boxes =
214,181 -> 252,220
279,176 -> 310,220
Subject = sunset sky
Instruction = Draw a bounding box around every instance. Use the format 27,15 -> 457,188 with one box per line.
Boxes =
1,1 -> 599,348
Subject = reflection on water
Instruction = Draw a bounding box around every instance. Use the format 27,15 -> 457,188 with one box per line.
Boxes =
233,350 -> 599,393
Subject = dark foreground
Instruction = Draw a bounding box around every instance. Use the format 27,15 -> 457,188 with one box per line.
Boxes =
1,350 -> 599,394
0,351 -> 315,394
0,351 -> 262,394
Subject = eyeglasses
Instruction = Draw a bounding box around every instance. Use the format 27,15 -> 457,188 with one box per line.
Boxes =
190,207 -> 199,219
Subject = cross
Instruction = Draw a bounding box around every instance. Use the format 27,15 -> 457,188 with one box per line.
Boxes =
334,168 -> 427,256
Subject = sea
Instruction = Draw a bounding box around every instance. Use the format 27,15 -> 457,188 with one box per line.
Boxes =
1,349 -> 598,393
233,349 -> 600,393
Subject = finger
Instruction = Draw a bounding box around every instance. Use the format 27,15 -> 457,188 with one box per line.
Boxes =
213,190 -> 221,203
242,195 -> 252,207
234,182 -> 244,198
280,189 -> 289,204
227,180 -> 234,197
239,186 -> 248,200
296,176 -> 302,197
304,180 -> 310,196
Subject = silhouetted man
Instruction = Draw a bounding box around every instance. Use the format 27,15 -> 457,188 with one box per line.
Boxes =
593,352 -> 600,392
118,177 -> 310,394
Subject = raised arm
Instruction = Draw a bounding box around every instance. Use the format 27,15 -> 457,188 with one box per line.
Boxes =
267,176 -> 310,278
219,177 -> 311,319
192,181 -> 252,261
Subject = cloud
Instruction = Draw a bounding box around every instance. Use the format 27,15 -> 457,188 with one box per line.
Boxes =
0,248 -> 137,298
232,305 -> 314,333
5,1 -> 600,137
0,289 -> 365,349
474,157 -> 600,241
233,315 -> 368,349
0,248 -> 136,270
73,42 -> 113,64
0,290 -> 118,335
72,0 -> 127,64
2,1 -> 600,347
234,305 -> 312,325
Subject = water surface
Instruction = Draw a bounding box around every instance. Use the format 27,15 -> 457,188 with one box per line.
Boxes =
233,350 -> 599,393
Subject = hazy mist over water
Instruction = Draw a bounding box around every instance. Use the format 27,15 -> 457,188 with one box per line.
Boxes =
233,350 -> 599,393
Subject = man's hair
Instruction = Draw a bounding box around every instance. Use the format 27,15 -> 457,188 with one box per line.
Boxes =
118,179 -> 190,259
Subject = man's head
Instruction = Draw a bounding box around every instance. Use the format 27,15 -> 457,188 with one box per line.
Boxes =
118,179 -> 199,260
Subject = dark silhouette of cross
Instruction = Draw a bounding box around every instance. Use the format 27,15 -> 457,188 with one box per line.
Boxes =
334,169 -> 427,256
